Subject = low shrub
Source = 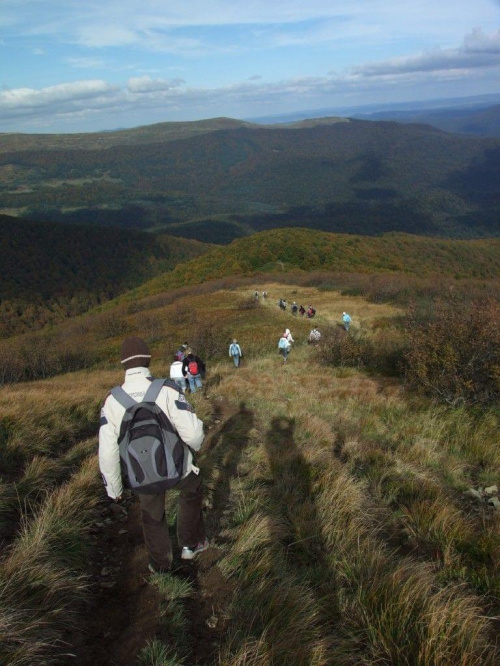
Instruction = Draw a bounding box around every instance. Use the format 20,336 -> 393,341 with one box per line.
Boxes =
189,323 -> 230,363
318,326 -> 366,369
318,325 -> 406,376
0,335 -> 98,386
404,298 -> 500,406
236,297 -> 260,310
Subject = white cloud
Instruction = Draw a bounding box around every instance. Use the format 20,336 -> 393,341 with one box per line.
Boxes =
2,26 -> 500,131
127,76 -> 185,93
353,28 -> 500,77
0,80 -> 118,112
463,27 -> 500,54
6,0 -> 496,53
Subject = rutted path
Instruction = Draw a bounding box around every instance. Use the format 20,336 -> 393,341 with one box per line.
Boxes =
76,396 -> 247,665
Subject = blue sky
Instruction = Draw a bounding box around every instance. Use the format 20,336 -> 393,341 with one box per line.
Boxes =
2,0 -> 500,133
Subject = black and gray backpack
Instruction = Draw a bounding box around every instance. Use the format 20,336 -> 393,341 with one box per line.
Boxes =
111,378 -> 186,494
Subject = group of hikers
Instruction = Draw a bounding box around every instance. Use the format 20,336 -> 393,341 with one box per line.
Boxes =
169,343 -> 206,393
98,293 -> 353,574
278,298 -> 316,318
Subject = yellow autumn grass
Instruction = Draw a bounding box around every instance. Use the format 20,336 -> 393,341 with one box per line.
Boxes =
1,281 -> 498,664
199,324 -> 499,664
0,456 -> 100,666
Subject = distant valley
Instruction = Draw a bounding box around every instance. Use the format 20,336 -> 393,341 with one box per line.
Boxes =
1,116 -> 499,243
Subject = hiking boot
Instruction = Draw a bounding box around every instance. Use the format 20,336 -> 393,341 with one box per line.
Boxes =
181,539 -> 209,561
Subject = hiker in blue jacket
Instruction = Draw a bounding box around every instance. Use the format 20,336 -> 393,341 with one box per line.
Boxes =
342,312 -> 352,331
229,339 -> 242,367
278,328 -> 294,362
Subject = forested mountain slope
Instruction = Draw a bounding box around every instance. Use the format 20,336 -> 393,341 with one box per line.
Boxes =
130,228 -> 500,300
1,119 -> 499,241
0,214 -> 212,337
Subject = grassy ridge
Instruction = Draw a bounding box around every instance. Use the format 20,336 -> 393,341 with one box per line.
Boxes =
131,229 -> 500,299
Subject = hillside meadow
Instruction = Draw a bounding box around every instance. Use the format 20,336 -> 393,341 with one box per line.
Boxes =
0,274 -> 499,665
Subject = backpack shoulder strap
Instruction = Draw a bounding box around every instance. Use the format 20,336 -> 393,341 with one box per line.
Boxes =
110,386 -> 137,410
143,377 -> 166,403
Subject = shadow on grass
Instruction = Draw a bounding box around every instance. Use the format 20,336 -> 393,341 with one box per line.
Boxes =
263,416 -> 341,658
203,402 -> 255,536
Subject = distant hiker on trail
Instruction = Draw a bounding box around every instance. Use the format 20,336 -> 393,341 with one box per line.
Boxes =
291,302 -> 298,316
278,298 -> 287,311
229,339 -> 242,367
306,305 -> 316,318
182,349 -> 205,393
299,305 -> 306,317
99,336 -> 208,573
308,327 -> 321,343
278,329 -> 293,362
262,291 -> 267,299
342,312 -> 352,332
170,356 -> 187,392
175,343 -> 188,362
254,291 -> 259,301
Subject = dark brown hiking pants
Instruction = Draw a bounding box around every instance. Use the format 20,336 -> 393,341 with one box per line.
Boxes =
138,471 -> 206,571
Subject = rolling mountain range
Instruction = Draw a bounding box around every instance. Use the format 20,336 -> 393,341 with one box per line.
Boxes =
250,94 -> 500,138
351,105 -> 500,138
1,117 -> 499,243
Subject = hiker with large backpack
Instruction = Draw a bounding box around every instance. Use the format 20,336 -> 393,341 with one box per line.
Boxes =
182,348 -> 205,393
229,339 -> 242,367
99,337 -> 208,572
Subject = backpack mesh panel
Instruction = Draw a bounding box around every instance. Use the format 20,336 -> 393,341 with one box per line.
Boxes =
129,453 -> 146,483
154,443 -> 169,477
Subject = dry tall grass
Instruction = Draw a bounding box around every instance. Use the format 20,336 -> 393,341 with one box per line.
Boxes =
0,280 -> 498,664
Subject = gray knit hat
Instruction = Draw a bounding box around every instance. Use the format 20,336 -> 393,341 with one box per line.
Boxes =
120,336 -> 151,370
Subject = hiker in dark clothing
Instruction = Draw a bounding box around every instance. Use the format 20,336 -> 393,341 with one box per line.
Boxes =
299,305 -> 306,317
99,337 -> 208,572
306,305 -> 316,318
175,342 -> 188,362
182,349 -> 206,393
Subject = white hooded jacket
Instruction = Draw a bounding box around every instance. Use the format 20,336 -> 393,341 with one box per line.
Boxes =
99,367 -> 204,499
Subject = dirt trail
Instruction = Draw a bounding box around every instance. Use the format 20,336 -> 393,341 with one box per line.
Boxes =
74,499 -> 159,665
76,396 -> 240,665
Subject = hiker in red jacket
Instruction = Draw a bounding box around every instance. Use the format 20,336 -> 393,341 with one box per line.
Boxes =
182,349 -> 206,393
